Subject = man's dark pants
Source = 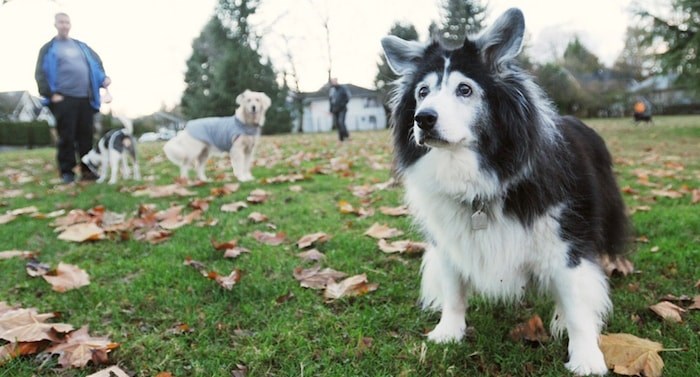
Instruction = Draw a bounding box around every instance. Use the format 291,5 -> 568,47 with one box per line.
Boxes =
49,96 -> 95,177
332,109 -> 349,141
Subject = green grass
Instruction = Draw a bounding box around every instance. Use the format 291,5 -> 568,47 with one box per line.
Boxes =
0,115 -> 698,376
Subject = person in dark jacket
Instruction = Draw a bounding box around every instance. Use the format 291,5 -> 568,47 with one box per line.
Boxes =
35,12 -> 111,184
328,78 -> 351,142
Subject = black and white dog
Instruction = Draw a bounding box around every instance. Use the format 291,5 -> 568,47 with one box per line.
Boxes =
82,117 -> 141,184
381,8 -> 629,376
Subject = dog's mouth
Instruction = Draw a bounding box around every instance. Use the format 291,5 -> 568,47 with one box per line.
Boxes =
416,130 -> 450,148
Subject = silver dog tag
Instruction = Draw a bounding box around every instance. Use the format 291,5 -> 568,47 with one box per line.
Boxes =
471,210 -> 488,231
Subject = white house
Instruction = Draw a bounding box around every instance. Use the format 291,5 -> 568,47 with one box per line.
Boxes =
300,83 -> 386,133
0,90 -> 55,126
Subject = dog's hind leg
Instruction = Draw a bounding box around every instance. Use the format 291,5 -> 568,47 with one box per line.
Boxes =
421,245 -> 468,343
195,147 -> 210,181
551,258 -> 610,376
131,149 -> 141,180
109,151 -> 121,184
96,144 -> 109,183
121,151 -> 131,179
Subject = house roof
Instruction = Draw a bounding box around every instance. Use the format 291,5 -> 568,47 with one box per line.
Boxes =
629,73 -> 679,93
301,83 -> 378,101
0,91 -> 26,115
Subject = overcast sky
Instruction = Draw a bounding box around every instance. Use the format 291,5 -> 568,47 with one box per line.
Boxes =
0,0 -> 635,117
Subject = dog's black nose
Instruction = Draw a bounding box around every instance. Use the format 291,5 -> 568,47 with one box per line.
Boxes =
415,110 -> 437,130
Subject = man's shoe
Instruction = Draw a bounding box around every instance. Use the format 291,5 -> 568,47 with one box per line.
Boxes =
61,173 -> 75,184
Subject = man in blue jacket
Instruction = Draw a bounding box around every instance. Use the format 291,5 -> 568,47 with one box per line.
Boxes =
35,12 -> 111,184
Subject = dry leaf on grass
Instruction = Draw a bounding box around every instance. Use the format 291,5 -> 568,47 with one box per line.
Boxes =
0,250 -> 36,260
293,265 -> 347,290
57,223 -> 105,243
599,254 -> 635,277
252,230 -> 286,246
132,184 -> 196,198
509,315 -> 550,343
379,205 -> 410,217
600,333 -> 665,377
46,326 -> 115,368
210,183 -> 240,197
42,262 -> 90,292
377,239 -> 427,254
247,189 -> 270,203
211,238 -> 251,259
364,223 -> 404,239
689,296 -> 700,310
323,273 -> 378,301
296,232 -> 330,249
87,366 -> 131,377
247,212 -> 268,223
0,213 -> 16,225
8,206 -> 39,216
649,301 -> 686,323
337,200 -> 374,218
0,310 -> 73,342
297,249 -> 325,262
221,201 -> 248,212
209,269 -> 243,290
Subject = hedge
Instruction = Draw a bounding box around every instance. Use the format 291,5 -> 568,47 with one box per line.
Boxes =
0,121 -> 52,147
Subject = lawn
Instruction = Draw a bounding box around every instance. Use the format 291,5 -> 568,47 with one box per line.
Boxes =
0,115 -> 698,376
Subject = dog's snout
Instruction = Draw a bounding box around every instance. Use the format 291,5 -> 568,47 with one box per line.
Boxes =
415,110 -> 438,131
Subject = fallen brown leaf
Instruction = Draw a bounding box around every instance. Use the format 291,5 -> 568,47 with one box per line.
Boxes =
247,189 -> 270,203
323,273 -> 378,301
46,326 -> 114,368
221,201 -> 248,212
132,184 -> 196,198
689,296 -> 700,310
8,206 -> 39,216
210,269 -> 243,290
377,239 -> 427,254
509,314 -> 549,344
364,223 -> 404,239
297,232 -> 330,249
379,205 -> 410,217
0,250 -> 36,260
649,301 -> 686,323
247,212 -> 268,223
86,365 -> 131,377
252,230 -> 286,246
26,259 -> 50,277
0,213 -> 16,225
293,265 -> 347,290
599,255 -> 635,277
600,333 -> 664,377
297,249 -> 325,262
42,262 -> 90,292
0,310 -> 73,342
57,223 -> 105,243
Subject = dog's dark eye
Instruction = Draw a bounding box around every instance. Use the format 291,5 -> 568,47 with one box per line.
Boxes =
457,83 -> 472,97
418,86 -> 429,99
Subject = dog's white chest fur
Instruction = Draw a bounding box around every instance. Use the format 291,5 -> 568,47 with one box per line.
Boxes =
404,149 -> 567,300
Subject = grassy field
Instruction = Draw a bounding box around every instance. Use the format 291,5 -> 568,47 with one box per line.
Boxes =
0,115 -> 698,376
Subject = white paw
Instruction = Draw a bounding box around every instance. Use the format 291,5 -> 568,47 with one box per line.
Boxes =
96,177 -> 106,183
565,348 -> 608,376
426,322 -> 466,344
108,179 -> 117,185
237,175 -> 252,182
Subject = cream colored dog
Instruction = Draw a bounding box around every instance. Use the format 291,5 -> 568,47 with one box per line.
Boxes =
163,90 -> 271,182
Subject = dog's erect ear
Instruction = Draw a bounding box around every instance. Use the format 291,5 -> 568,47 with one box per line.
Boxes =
475,8 -> 525,71
260,93 -> 271,110
381,36 -> 425,76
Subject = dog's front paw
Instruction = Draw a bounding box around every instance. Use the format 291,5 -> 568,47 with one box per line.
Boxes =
96,177 -> 106,183
236,175 -> 253,182
427,321 -> 466,344
565,348 -> 608,376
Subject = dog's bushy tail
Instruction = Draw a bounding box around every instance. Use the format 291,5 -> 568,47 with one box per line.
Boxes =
117,116 -> 134,135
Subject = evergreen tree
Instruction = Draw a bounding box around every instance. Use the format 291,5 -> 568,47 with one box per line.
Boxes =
440,0 -> 486,46
562,37 -> 603,76
638,0 -> 700,90
613,26 -> 656,81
